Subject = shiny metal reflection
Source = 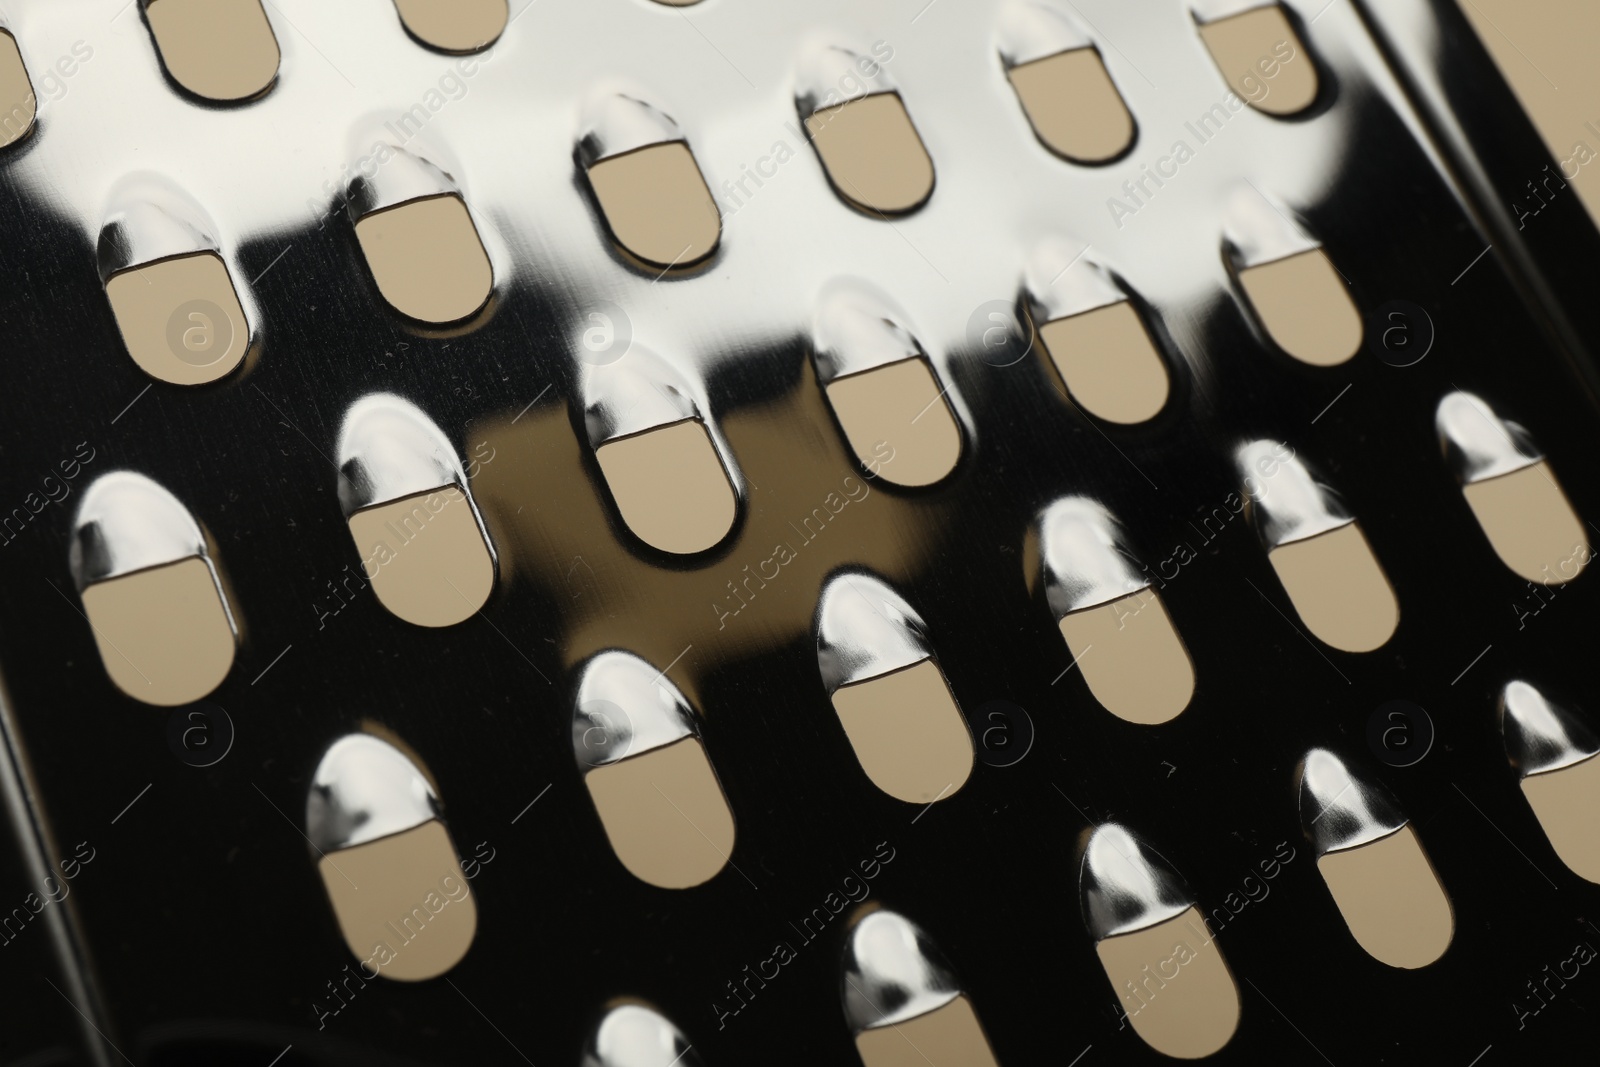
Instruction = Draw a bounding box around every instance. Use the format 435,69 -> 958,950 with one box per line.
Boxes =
69,470 -> 240,705
1031,496 -> 1149,616
582,1001 -> 703,1067
815,570 -> 934,694
1436,391 -> 1541,485
795,37 -> 897,116
344,140 -> 463,221
1236,439 -> 1352,549
96,174 -> 258,384
578,342 -> 741,554
1296,747 -> 1407,855
1079,822 -> 1193,940
840,909 -> 961,1032
1500,680 -> 1600,778
1435,390 -> 1587,584
795,36 -> 934,217
335,393 -> 498,626
578,87 -> 720,270
1023,235 -> 1127,323
811,280 -> 963,486
336,393 -> 482,517
1221,180 -> 1319,268
1189,0 -> 1280,19
581,343 -> 707,447
571,649 -> 697,768
997,0 -> 1093,67
305,732 -> 441,854
812,279 -> 930,384
573,647 -> 734,888
579,89 -> 687,168
96,177 -> 223,282
70,470 -> 215,590
998,1 -> 1135,165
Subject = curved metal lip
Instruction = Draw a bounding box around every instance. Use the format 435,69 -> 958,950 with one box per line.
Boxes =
572,649 -> 699,769
795,38 -> 897,117
1080,822 -> 1194,941
69,470 -> 211,590
1436,391 -> 1542,486
1296,748 -> 1407,856
840,909 -> 962,1033
344,141 -> 461,221
305,733 -> 442,854
815,569 -> 934,694
1221,181 -> 1320,270
1035,496 -> 1150,618
997,0 -> 1094,69
1189,0 -> 1279,26
96,173 -> 222,283
811,280 -> 929,385
580,343 -> 705,447
1500,680 -> 1600,778
335,392 -> 473,517
582,1001 -> 701,1067
1236,439 -> 1353,549
1023,235 -> 1127,324
577,89 -> 686,167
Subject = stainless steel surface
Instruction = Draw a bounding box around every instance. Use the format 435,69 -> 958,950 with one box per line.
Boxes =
1080,822 -> 1193,941
581,344 -> 722,451
1,0 -> 1599,1063
1023,236 -> 1128,324
68,470 -> 218,589
336,392 -> 484,514
1437,390 -> 1542,485
305,733 -> 441,854
579,1004 -> 697,1067
344,143 -> 461,221
579,89 -> 692,168
96,176 -> 221,281
572,649 -> 699,768
1500,680 -> 1600,778
1236,439 -> 1354,549
1032,495 -> 1151,617
1220,181 -> 1323,269
815,570 -> 933,692
810,281 -> 932,384
839,908 -> 960,1031
995,1 -> 1093,70
582,1001 -> 703,1067
795,38 -> 895,117
1295,746 -> 1407,855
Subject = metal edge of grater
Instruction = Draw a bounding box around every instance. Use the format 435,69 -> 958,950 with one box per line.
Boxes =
1,0 -> 1598,1064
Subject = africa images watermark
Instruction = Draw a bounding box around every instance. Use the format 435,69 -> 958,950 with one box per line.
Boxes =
1109,440 -> 1298,630
310,843 -> 496,1030
1114,840 -> 1297,1030
304,47 -> 498,231
312,440 -> 496,629
0,441 -> 98,547
1107,38 -> 1298,229
2,39 -> 94,143
1511,935 -> 1597,1031
1510,118 -> 1600,232
0,842 -> 98,950
710,443 -> 896,631
720,39 -> 897,219
711,840 -> 898,1029
1511,540 -> 1592,631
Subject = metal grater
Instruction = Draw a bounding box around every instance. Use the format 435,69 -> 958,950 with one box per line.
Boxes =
2,0 -> 1600,1064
